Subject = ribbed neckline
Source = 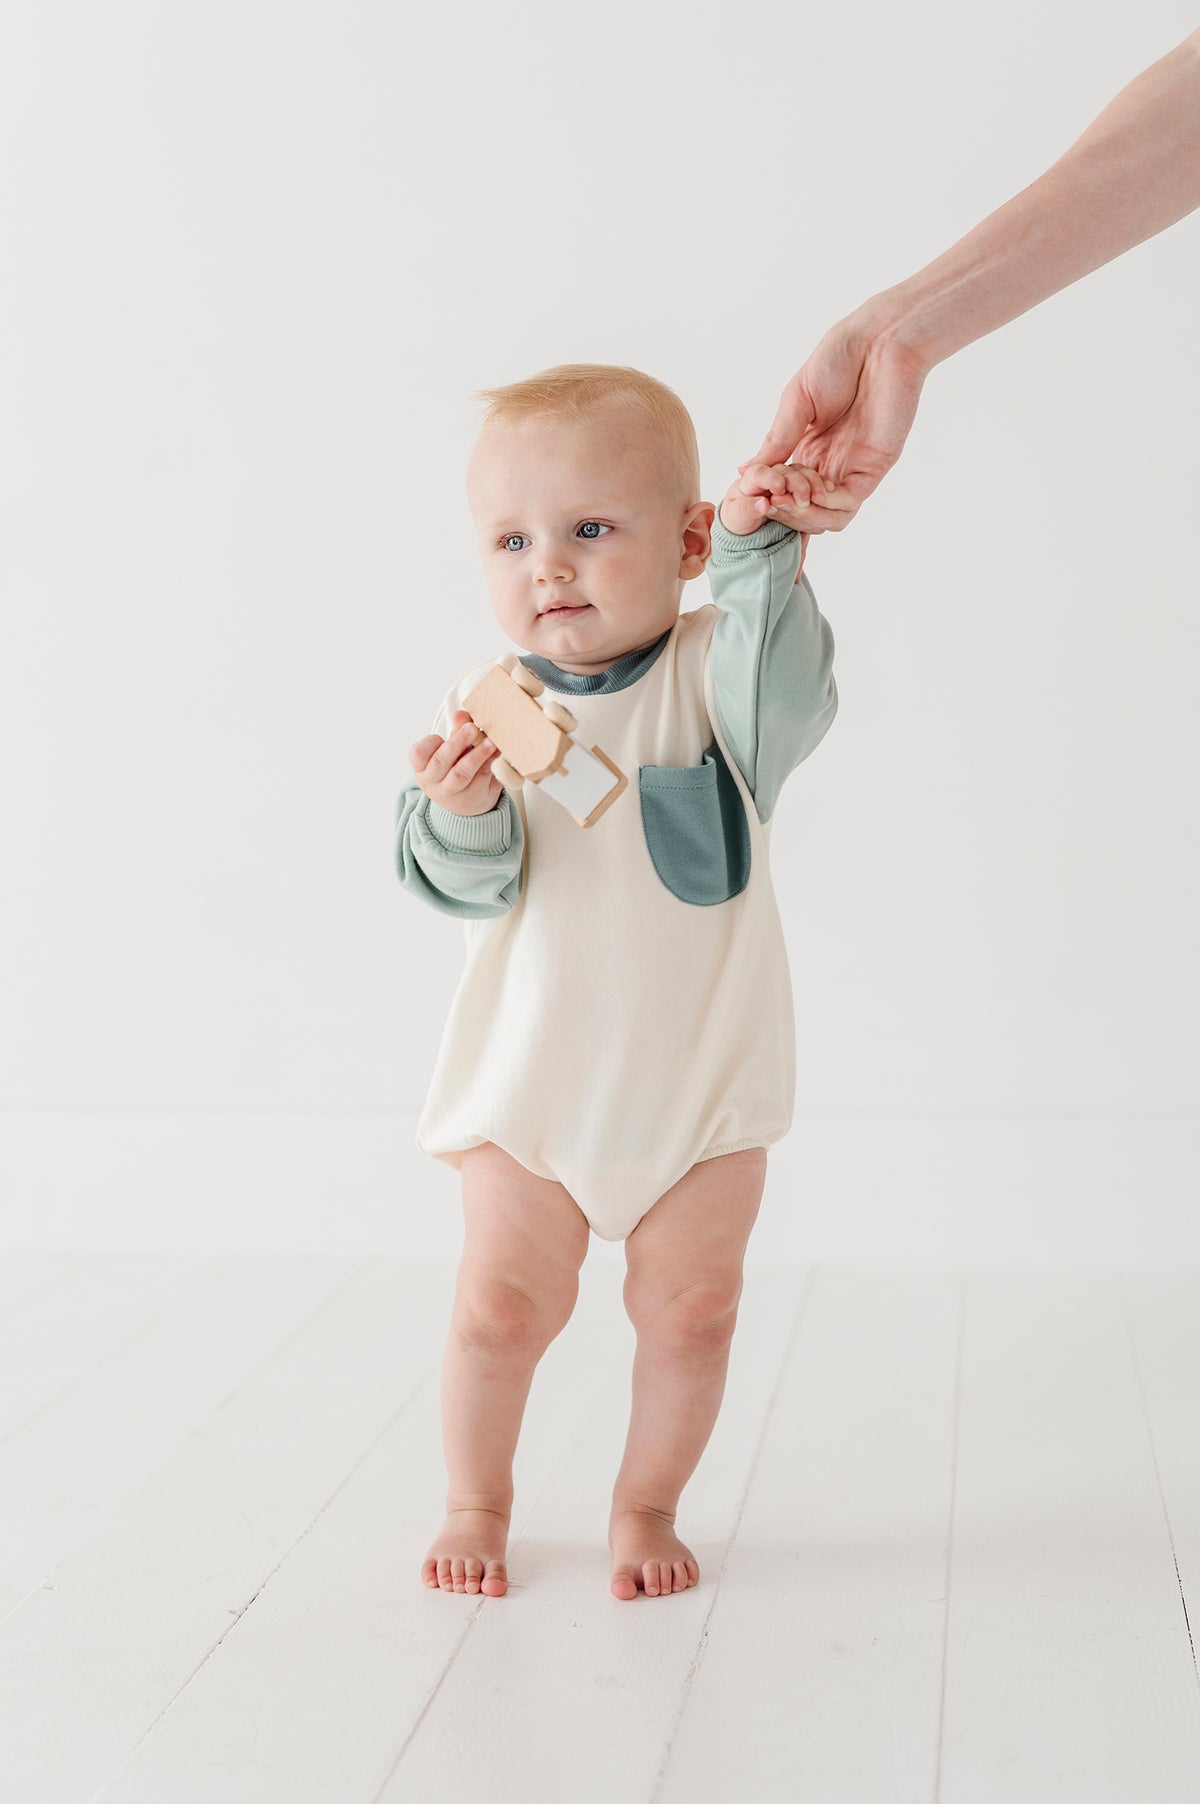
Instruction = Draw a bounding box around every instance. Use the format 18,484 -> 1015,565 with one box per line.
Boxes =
518,627 -> 671,696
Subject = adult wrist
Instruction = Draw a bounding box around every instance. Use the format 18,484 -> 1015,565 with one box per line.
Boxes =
857,285 -> 948,377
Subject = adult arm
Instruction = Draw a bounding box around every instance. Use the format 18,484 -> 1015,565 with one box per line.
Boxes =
754,27 -> 1200,509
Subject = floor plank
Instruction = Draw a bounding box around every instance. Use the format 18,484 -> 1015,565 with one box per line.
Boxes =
0,1252 -> 224,1442
938,1273 -> 1200,1804
0,1249 -> 97,1321
0,1259 -> 431,1802
660,1269 -> 960,1804
0,1255 -> 362,1619
93,1261 -> 626,1803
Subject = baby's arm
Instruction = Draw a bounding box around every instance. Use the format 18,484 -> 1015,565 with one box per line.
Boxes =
707,470 -> 838,822
396,702 -> 524,920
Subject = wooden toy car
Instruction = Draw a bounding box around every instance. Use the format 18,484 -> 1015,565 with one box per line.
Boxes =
461,655 -> 627,828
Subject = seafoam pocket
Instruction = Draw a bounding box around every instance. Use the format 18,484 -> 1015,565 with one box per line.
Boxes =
637,743 -> 751,906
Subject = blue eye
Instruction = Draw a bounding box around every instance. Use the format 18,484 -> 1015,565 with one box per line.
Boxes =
499,523 -> 611,551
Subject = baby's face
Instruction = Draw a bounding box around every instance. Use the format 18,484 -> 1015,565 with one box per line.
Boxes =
466,412 -> 713,677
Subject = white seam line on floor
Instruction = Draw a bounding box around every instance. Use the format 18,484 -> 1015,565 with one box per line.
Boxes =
1123,1284 -> 1200,1699
933,1268 -> 966,1804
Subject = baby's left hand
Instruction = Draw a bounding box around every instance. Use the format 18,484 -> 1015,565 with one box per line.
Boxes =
719,460 -> 847,538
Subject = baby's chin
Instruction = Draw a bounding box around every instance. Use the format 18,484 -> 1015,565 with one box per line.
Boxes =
510,599 -> 681,664
533,631 -> 679,671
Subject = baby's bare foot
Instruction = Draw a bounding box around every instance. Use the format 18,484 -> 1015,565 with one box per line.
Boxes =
608,1505 -> 700,1601
422,1506 -> 510,1596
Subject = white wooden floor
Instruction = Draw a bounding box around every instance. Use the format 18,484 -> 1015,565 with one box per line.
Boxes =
0,1252 -> 1197,1803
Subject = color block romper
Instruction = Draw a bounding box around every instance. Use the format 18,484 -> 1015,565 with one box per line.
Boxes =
395,518 -> 837,1241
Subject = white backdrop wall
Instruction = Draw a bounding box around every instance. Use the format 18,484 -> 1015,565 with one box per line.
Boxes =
2,1 -> 1197,1264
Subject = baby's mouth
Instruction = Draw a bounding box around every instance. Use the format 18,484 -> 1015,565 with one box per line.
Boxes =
539,603 -> 591,619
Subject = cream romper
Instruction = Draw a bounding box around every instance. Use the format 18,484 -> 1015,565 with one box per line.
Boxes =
396,519 -> 838,1241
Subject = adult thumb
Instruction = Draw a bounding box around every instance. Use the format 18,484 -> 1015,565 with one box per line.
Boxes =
752,377 -> 814,465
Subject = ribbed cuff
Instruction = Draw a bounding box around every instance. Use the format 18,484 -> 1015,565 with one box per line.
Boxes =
709,515 -> 796,566
426,796 -> 511,854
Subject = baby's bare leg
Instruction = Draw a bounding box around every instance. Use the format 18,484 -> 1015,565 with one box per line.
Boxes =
423,1142 -> 589,1597
609,1146 -> 768,1600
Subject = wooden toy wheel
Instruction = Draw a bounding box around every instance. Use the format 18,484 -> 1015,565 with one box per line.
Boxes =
493,755 -> 523,789
511,664 -> 543,697
541,701 -> 578,734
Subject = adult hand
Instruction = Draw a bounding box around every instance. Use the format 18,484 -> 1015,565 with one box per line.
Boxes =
741,306 -> 931,532
745,27 -> 1200,532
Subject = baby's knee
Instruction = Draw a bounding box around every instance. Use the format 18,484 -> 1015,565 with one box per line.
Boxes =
623,1273 -> 743,1345
453,1268 -> 577,1355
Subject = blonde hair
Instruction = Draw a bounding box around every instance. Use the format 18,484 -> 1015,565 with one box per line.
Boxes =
468,363 -> 701,513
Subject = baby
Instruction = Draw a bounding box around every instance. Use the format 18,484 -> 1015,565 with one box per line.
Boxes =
395,363 -> 843,1602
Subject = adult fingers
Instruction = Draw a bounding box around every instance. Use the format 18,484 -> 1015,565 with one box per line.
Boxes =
765,464 -> 846,517
794,468 -> 858,513
763,490 -> 861,534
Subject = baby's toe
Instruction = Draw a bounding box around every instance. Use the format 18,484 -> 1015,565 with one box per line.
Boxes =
610,1566 -> 640,1601
643,1562 -> 662,1596
480,1561 -> 508,1596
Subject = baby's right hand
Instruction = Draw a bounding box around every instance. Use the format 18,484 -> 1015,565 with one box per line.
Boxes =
409,710 -> 503,817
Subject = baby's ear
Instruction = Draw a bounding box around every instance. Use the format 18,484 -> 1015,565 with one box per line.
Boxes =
681,500 -> 716,576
